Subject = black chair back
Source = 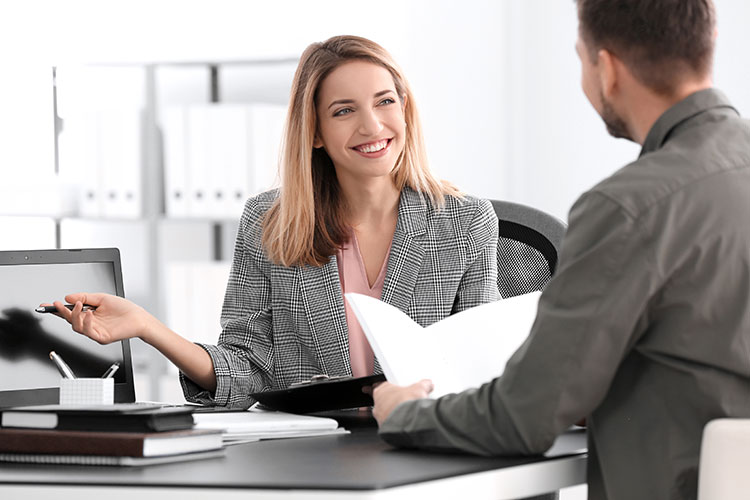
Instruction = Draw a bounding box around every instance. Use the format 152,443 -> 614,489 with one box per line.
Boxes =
490,200 -> 566,298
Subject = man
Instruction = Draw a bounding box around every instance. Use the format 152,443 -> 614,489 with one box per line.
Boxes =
372,1 -> 750,499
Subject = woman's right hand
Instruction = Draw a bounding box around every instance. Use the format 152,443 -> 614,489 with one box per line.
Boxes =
46,293 -> 217,393
49,293 -> 152,345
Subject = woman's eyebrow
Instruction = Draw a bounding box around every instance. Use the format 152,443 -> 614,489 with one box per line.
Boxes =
327,89 -> 396,110
328,98 -> 355,110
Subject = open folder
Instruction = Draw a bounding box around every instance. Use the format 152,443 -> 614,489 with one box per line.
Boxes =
345,292 -> 541,399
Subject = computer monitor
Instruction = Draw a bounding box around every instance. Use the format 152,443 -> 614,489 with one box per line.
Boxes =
0,248 -> 136,407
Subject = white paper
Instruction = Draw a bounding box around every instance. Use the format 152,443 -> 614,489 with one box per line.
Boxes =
346,292 -> 541,398
193,408 -> 346,443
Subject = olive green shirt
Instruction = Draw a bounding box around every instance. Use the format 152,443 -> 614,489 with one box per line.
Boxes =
380,89 -> 750,500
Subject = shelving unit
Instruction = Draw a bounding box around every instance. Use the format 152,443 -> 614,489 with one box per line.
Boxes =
53,58 -> 297,401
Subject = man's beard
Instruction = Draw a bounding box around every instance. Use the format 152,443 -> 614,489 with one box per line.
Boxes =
600,91 -> 633,141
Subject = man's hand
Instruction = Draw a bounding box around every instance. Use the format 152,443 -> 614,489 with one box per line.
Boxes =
372,380 -> 434,426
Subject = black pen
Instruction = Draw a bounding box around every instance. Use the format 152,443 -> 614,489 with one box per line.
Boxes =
35,304 -> 97,313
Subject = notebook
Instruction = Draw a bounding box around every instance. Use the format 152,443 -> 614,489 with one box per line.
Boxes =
0,449 -> 226,466
0,427 -> 223,457
0,248 -> 137,408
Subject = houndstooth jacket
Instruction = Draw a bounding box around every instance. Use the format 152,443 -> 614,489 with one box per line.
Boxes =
181,187 -> 500,408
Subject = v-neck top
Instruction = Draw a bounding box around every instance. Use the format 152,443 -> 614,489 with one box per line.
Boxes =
336,231 -> 391,378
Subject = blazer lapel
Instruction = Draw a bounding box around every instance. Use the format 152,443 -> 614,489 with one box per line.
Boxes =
381,188 -> 428,312
298,258 -> 351,376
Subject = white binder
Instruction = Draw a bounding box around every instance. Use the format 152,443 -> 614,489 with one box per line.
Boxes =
77,111 -> 102,218
247,103 -> 286,196
186,106 -> 212,218
211,105 -> 252,218
161,107 -> 190,217
99,109 -> 143,219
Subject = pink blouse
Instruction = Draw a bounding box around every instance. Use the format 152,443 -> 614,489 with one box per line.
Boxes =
336,231 -> 391,378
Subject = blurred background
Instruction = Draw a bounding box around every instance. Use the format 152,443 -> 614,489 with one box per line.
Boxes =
0,2 -> 747,495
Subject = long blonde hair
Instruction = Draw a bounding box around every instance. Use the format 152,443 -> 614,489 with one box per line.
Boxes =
263,35 -> 460,267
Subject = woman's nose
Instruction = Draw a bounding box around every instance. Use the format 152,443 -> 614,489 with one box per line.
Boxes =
357,108 -> 384,136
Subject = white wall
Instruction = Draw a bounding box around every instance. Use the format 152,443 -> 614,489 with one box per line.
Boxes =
2,0 -> 748,222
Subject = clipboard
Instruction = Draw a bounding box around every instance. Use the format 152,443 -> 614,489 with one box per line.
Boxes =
250,374 -> 386,414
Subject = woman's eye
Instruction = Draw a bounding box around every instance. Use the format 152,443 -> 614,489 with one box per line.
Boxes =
379,98 -> 396,106
333,108 -> 353,117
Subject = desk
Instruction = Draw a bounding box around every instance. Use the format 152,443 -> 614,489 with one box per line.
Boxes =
0,426 -> 586,500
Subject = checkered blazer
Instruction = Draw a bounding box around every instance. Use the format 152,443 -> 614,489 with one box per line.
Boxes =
181,187 -> 500,408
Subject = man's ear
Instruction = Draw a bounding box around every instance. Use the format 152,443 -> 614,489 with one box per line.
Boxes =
597,49 -> 618,100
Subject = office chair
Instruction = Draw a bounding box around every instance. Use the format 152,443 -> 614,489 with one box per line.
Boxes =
490,199 -> 567,298
697,418 -> 750,499
490,200 -> 566,500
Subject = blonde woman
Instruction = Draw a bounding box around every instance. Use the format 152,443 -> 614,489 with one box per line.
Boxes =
49,35 -> 500,408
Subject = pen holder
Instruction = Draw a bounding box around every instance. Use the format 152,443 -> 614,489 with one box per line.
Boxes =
59,378 -> 114,406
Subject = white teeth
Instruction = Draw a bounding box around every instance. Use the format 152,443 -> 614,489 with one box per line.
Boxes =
357,139 -> 388,153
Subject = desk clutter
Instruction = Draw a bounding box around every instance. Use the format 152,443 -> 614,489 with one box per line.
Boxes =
0,404 -> 223,466
0,403 -> 348,464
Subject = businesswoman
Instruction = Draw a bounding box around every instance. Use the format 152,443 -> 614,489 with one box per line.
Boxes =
51,35 -> 500,408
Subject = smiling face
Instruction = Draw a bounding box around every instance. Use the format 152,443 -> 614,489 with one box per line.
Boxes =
313,60 -> 406,185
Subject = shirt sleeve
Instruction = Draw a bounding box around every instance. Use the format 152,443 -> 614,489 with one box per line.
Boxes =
180,197 -> 276,408
452,198 -> 501,313
380,191 -> 656,455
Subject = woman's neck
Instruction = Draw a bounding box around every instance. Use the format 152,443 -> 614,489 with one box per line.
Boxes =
339,176 -> 400,227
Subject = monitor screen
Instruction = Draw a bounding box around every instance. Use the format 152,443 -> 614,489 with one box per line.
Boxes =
0,249 -> 135,407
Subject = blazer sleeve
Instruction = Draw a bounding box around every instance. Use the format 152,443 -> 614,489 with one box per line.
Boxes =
451,198 -> 501,313
180,195 -> 276,408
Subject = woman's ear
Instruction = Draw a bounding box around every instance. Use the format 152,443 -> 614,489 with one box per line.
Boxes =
313,134 -> 323,149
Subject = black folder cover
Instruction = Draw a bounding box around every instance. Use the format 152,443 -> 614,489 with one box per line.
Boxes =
251,374 -> 386,414
0,404 -> 195,432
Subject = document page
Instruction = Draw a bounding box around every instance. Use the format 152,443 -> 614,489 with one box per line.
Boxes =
346,292 -> 540,398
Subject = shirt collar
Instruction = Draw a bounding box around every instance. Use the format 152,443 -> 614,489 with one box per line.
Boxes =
640,88 -> 738,157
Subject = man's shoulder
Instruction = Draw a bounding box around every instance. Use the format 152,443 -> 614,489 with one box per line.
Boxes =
590,118 -> 750,220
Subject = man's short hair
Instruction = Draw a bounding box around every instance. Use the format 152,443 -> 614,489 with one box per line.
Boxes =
578,0 -> 715,95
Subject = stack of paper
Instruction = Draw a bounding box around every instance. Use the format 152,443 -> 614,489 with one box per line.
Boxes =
193,407 -> 348,445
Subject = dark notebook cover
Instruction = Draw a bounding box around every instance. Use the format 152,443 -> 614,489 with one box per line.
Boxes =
250,374 -> 386,414
0,404 -> 195,432
0,428 -> 222,457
